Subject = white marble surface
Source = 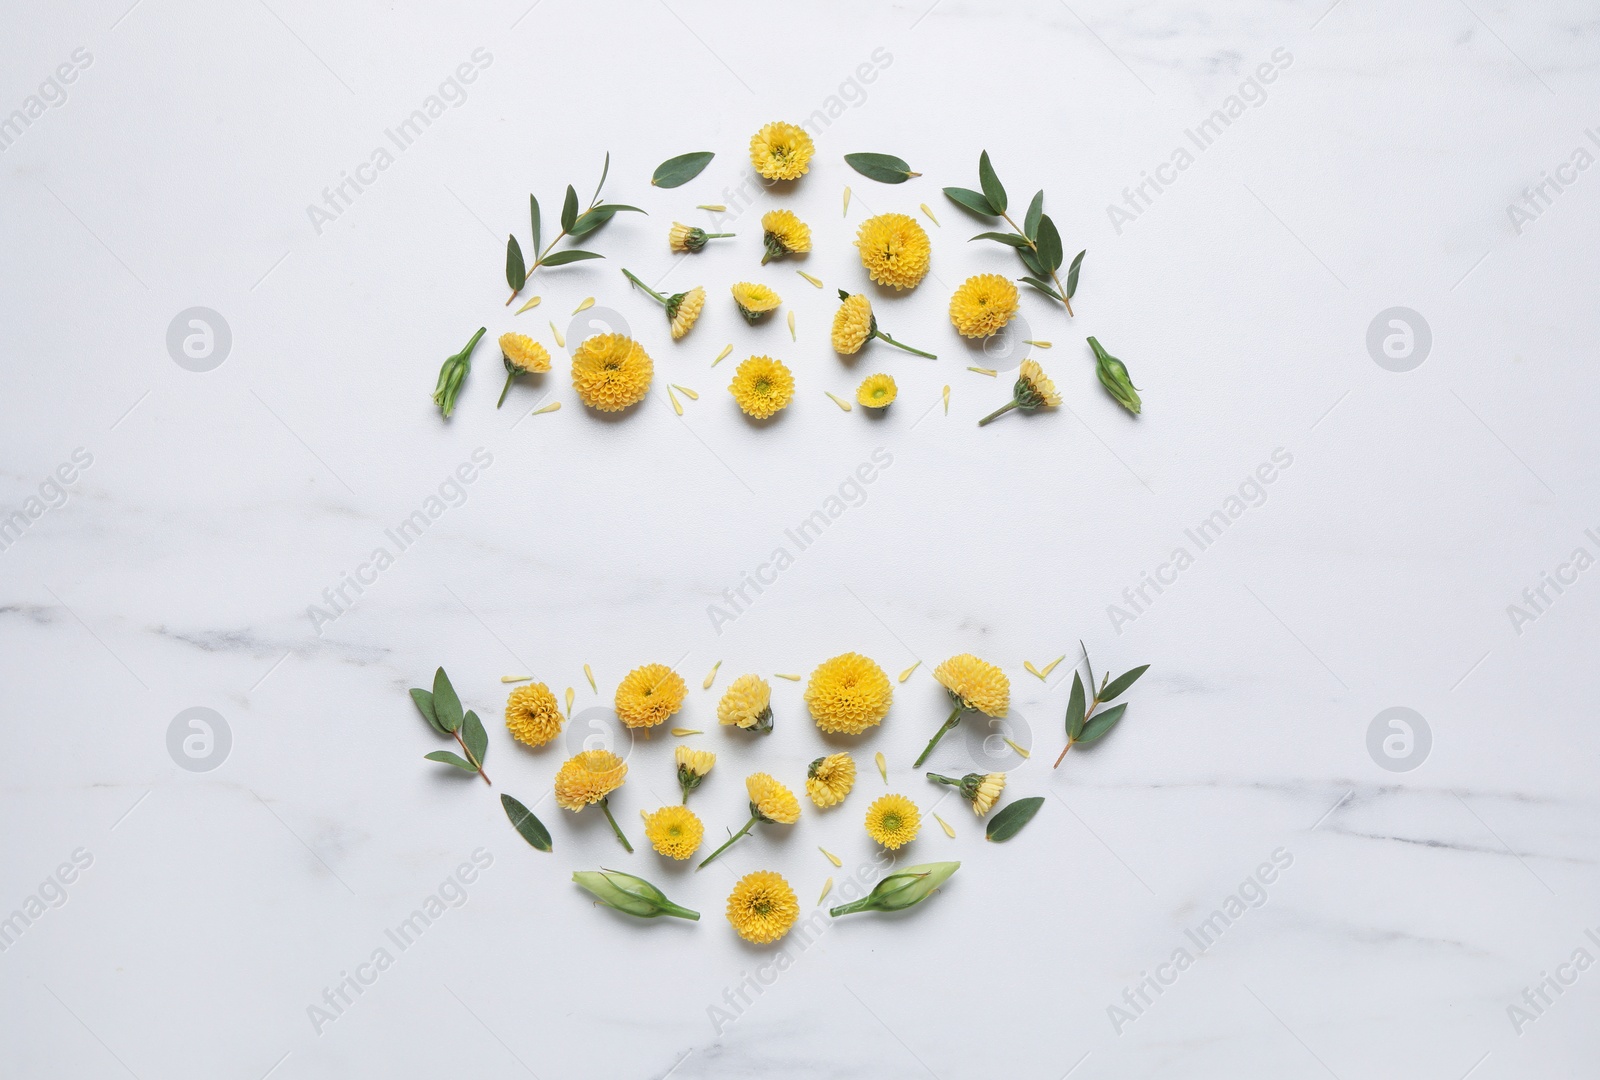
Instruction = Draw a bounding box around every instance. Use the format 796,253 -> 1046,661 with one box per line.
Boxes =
4,0 -> 1599,1076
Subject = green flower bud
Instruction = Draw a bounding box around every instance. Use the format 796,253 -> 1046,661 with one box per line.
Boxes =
432,326 -> 486,419
572,869 -> 700,920
1088,336 -> 1142,415
828,861 -> 960,917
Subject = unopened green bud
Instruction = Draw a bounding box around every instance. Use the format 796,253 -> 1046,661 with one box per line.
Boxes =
432,326 -> 486,419
1088,336 -> 1141,415
828,861 -> 960,917
572,869 -> 700,921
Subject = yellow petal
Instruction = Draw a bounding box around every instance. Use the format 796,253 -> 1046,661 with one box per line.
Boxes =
898,661 -> 920,683
1023,340 -> 1052,348
1025,661 -> 1045,681
573,297 -> 594,314
564,687 -> 574,717
667,385 -> 683,416
934,812 -> 956,838
875,751 -> 887,783
825,391 -> 852,412
584,664 -> 597,693
697,203 -> 727,212
702,660 -> 721,690
920,203 -> 939,226
671,727 -> 703,737
819,847 -> 842,867
532,400 -> 561,415
514,295 -> 541,314
1039,654 -> 1066,678
968,366 -> 997,376
942,386 -> 950,415
672,384 -> 700,400
1003,737 -> 1031,759
775,673 -> 802,681
818,877 -> 833,904
501,674 -> 532,683
787,310 -> 796,341
796,270 -> 823,289
549,321 -> 565,348
843,186 -> 851,215
713,344 -> 732,367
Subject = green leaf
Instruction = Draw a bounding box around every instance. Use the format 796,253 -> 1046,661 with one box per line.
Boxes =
977,150 -> 1007,214
591,150 -> 610,204
1019,276 -> 1063,301
1077,703 -> 1128,745
541,249 -> 604,267
431,668 -> 463,732
570,204 -> 646,238
462,710 -> 488,768
986,796 -> 1044,842
505,235 -> 526,292
970,231 -> 1032,249
1099,665 -> 1149,703
1019,246 -> 1046,278
1035,214 -> 1063,273
1023,191 -> 1044,242
501,794 -> 552,851
424,750 -> 477,772
1065,249 -> 1086,299
843,152 -> 921,184
410,688 -> 447,735
530,194 -> 540,256
560,185 -> 578,233
651,151 -> 715,189
1066,672 -> 1087,740
943,186 -> 998,218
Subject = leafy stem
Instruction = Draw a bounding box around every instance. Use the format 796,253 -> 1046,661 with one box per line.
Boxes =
600,797 -> 633,852
1000,209 -> 1073,317
913,704 -> 965,768
697,814 -> 755,869
453,729 -> 491,785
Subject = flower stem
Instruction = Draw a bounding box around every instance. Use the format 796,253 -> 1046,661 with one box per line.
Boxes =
452,730 -> 490,785
600,798 -> 633,852
697,815 -> 755,869
977,399 -> 1019,426
703,233 -> 736,239
828,895 -> 878,917
925,772 -> 962,787
875,330 -> 937,359
620,268 -> 668,306
657,901 -> 701,921
913,705 -> 965,769
497,371 -> 517,408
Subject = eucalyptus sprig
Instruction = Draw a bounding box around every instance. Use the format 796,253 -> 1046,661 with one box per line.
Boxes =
1054,642 -> 1149,767
431,327 -> 485,419
410,667 -> 490,784
505,153 -> 645,305
944,150 -> 1085,316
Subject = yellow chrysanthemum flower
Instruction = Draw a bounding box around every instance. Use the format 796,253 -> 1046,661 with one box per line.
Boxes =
729,356 -> 795,419
831,293 -> 874,354
496,333 -> 552,408
948,274 -> 1020,338
614,663 -> 687,729
676,745 -> 716,779
804,653 -> 892,734
570,333 -> 652,412
934,654 -> 1010,717
749,121 -> 814,181
670,286 -> 705,340
806,753 -> 856,808
726,870 -> 799,944
971,772 -> 1006,816
856,374 -> 897,409
642,805 -> 704,860
746,772 -> 801,824
731,281 -> 781,323
669,222 -> 734,253
761,209 -> 812,264
717,674 -> 773,733
504,682 -> 562,748
1018,358 -> 1062,407
865,793 -> 921,849
855,213 -> 931,291
553,749 -> 627,810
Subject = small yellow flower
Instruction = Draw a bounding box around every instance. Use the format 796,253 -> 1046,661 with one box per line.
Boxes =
614,663 -> 687,729
499,333 -> 550,374
553,749 -> 627,810
761,209 -> 812,264
749,121 -> 814,181
831,293 -> 874,354
570,333 -> 652,412
717,674 -> 774,733
934,654 -> 1010,717
971,772 -> 1006,816
730,282 -> 781,323
806,753 -> 856,808
676,745 -> 716,779
1018,358 -> 1062,407
504,682 -> 562,748
856,373 -> 897,409
746,772 -> 801,824
669,222 -> 734,253
804,653 -> 892,734
949,274 -> 1020,338
726,870 -> 799,943
729,356 -> 795,419
865,793 -> 921,849
642,805 -> 704,860
855,213 -> 931,290
669,286 -> 705,340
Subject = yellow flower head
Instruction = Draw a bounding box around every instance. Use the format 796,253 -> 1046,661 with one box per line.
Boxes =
642,805 -> 704,860
553,749 -> 627,810
749,121 -> 814,181
804,652 -> 892,734
1017,358 -> 1062,408
806,753 -> 856,809
856,373 -> 897,409
949,274 -> 1020,338
729,356 -> 795,419
865,793 -> 921,849
669,222 -> 731,253
570,333 -> 652,412
504,682 -> 562,748
675,744 -> 716,778
614,663 -> 687,729
726,870 -> 799,943
731,281 -> 781,323
855,213 -> 931,290
669,286 -> 705,340
831,293 -> 874,354
499,333 -> 551,374
971,772 -> 1006,817
717,674 -> 773,733
934,654 -> 1009,717
745,772 -> 801,824
761,209 -> 812,264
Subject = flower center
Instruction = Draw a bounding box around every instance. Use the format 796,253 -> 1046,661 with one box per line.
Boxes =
883,813 -> 902,831
755,378 -> 771,393
754,899 -> 772,915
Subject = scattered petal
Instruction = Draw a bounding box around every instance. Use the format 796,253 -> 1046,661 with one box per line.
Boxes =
584,664 -> 597,693
942,386 -> 950,414
532,400 -> 561,415
819,847 -> 842,867
818,877 -> 833,904
920,202 -> 939,226
673,384 -> 700,400
825,391 -> 853,412
774,673 -> 802,681
549,321 -> 565,348
697,204 -> 727,212
875,751 -> 888,783
1023,340 -> 1052,349
796,270 -> 823,289
934,812 -> 956,838
898,661 -> 920,683
1039,655 -> 1066,678
1024,660 -> 1045,681
713,344 -> 733,367
843,186 -> 851,215
514,295 -> 541,314
564,687 -> 574,717
702,660 -> 722,690
787,310 -> 796,341
667,385 -> 683,415
1003,736 -> 1031,759
671,727 -> 703,737
501,674 -> 532,683
573,297 -> 595,314
968,366 -> 997,376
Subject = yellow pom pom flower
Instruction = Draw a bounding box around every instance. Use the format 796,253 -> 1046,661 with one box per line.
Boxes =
497,333 -> 551,408
620,269 -> 705,340
978,358 -> 1062,426
760,209 -> 812,264
856,374 -> 897,409
749,121 -> 814,181
726,870 -> 799,943
949,274 -> 1020,338
914,654 -> 1011,767
554,749 -> 633,850
570,333 -> 652,412
698,773 -> 801,868
865,794 -> 921,849
830,291 -> 936,358
855,213 -> 931,291
717,674 -> 774,733
806,753 -> 856,808
641,804 -> 705,860
803,652 -> 892,735
614,663 -> 687,730
730,281 -> 781,323
504,682 -> 563,748
729,356 -> 795,419
675,745 -> 716,802
669,222 -> 735,253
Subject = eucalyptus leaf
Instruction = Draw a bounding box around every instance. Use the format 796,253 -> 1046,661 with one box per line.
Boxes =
1077,703 -> 1128,745
1099,664 -> 1149,703
591,150 -> 610,204
651,151 -> 715,188
943,186 -> 998,218
844,152 -> 921,184
977,150 -> 1007,214
410,688 -> 448,735
1035,214 -> 1063,273
505,235 -> 526,292
431,667 -> 463,733
424,750 -> 477,772
530,194 -> 541,256
1019,246 -> 1047,278
986,796 -> 1044,842
1065,249 -> 1086,299
501,793 -> 552,852
1019,275 -> 1062,301
1023,190 -> 1044,242
560,185 -> 578,233
462,710 -> 488,768
1066,672 -> 1087,740
571,203 -> 646,238
970,231 -> 1032,249
540,249 -> 605,266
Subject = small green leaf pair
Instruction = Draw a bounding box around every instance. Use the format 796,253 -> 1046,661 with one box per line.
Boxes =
944,150 -> 1086,315
844,152 -> 920,184
505,153 -> 645,305
410,667 -> 490,783
1056,644 -> 1150,767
